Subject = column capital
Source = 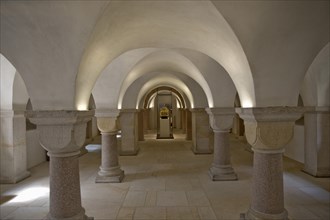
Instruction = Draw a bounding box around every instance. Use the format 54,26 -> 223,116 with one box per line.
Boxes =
236,107 -> 304,151
26,110 -> 94,155
96,109 -> 120,133
205,107 -> 235,132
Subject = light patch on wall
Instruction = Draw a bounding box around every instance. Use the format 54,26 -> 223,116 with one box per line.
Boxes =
77,103 -> 88,111
176,99 -> 181,108
241,99 -> 253,108
8,187 -> 49,203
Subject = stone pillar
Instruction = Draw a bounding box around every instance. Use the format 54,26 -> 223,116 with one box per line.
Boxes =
206,108 -> 237,181
28,110 -> 93,220
119,109 -> 139,155
182,109 -> 187,133
95,109 -> 124,183
143,109 -> 150,132
191,108 -> 213,154
236,107 -> 304,220
186,109 -> 192,140
138,110 -> 144,141
176,108 -> 182,129
303,107 -> 330,177
0,110 -> 30,183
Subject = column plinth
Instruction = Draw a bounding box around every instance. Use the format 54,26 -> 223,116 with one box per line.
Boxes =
206,108 -> 237,181
27,110 -> 94,220
237,107 -> 304,220
95,109 -> 124,183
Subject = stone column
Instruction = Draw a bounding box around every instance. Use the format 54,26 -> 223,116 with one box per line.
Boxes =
236,107 -> 304,220
182,109 -> 187,133
206,108 -> 237,181
95,109 -> 124,183
143,109 -> 150,132
28,110 -> 93,220
186,109 -> 192,140
0,110 -> 30,183
176,108 -> 182,129
119,109 -> 139,155
191,108 -> 213,154
303,106 -> 330,177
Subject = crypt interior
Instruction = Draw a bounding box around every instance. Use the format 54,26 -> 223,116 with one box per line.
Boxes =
0,1 -> 329,220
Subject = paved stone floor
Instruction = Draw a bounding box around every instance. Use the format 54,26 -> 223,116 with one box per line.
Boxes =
1,131 -> 329,219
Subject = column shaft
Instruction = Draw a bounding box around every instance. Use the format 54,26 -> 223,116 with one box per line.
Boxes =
96,132 -> 124,183
209,131 -> 237,181
246,151 -> 287,219
48,153 -> 88,219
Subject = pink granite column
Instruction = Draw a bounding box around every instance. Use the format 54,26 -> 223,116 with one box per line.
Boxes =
96,109 -> 124,183
48,151 -> 88,219
237,107 -> 304,220
209,131 -> 237,180
248,150 -> 285,218
206,108 -> 237,181
28,110 -> 94,220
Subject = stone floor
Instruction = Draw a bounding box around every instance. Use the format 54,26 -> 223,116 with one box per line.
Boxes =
0,131 -> 329,220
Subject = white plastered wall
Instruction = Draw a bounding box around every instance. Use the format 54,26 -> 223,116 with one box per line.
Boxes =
285,43 -> 330,163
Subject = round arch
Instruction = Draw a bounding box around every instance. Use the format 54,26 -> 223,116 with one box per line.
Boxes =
142,86 -> 186,110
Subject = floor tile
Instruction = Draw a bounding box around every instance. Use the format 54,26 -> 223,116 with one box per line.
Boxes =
166,207 -> 200,220
134,207 -> 166,219
123,191 -> 146,207
117,207 -> 135,220
157,191 -> 188,206
198,207 -> 217,220
3,207 -> 48,220
186,191 -> 210,206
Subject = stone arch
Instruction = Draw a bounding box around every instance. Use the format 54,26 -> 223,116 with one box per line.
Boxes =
0,54 -> 31,183
142,87 -> 186,110
300,43 -> 329,107
121,72 -> 207,109
117,49 -> 214,109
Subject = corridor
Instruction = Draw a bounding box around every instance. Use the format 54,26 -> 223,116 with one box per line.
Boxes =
0,132 -> 329,220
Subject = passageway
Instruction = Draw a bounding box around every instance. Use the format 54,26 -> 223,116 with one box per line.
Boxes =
1,132 -> 329,219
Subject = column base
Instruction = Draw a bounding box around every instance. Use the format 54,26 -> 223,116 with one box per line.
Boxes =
95,167 -> 124,183
240,207 -> 288,220
46,208 -> 93,220
209,166 -> 238,181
